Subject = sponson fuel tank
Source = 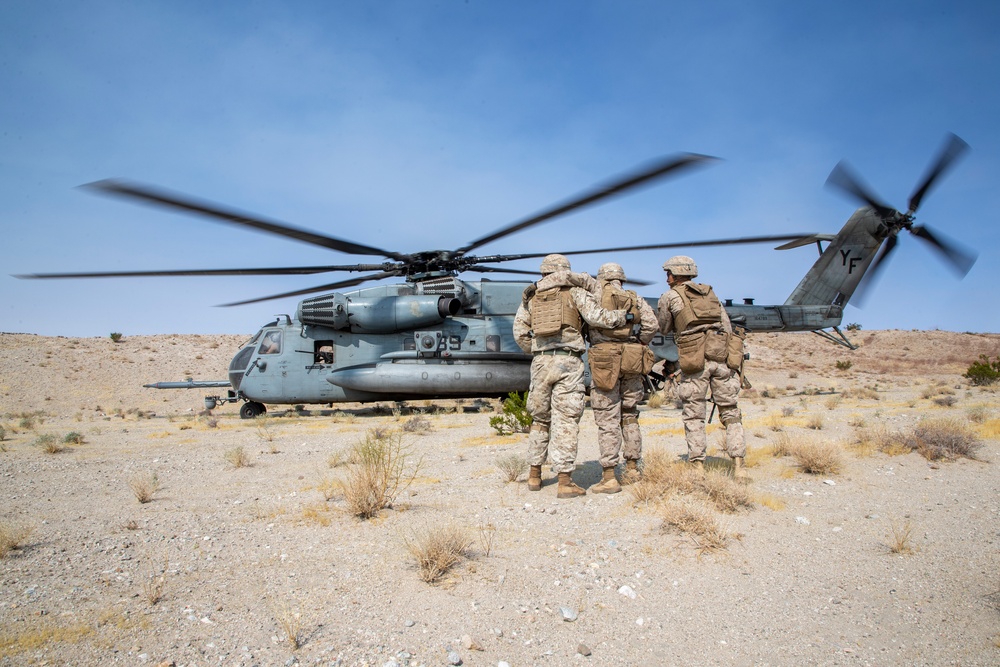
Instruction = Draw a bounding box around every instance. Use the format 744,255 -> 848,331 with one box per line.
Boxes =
327,357 -> 529,397
298,293 -> 461,333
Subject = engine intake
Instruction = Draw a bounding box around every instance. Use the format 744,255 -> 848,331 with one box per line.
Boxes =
298,294 -> 461,333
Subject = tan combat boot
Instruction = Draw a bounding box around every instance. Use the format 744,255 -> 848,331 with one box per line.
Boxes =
732,456 -> 749,480
591,467 -> 621,494
528,465 -> 542,492
620,459 -> 641,486
557,472 -> 586,499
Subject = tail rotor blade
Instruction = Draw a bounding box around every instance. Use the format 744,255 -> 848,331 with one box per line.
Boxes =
852,235 -> 898,306
907,133 -> 970,213
825,161 -> 896,219
911,225 -> 978,277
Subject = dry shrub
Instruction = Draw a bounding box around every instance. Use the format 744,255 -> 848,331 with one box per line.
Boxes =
843,386 -> 879,401
33,434 -> 65,454
851,424 -> 909,457
0,521 -> 33,559
402,415 -> 432,434
766,413 -> 785,432
478,522 -> 497,557
340,429 -> 421,519
405,523 -> 473,583
62,431 -> 85,445
966,405 -> 991,424
494,453 -> 527,482
790,441 -> 843,475
129,472 -> 161,504
660,498 -> 729,552
933,395 -> 958,407
905,418 -> 981,461
317,474 -> 339,501
224,446 -> 253,469
781,406 -> 795,417
824,395 -> 842,410
805,414 -> 825,430
255,416 -> 275,442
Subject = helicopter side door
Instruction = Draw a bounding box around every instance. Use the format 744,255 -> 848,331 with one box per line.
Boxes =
243,328 -> 287,401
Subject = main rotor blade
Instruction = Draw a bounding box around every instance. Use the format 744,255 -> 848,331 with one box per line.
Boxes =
468,264 -> 653,286
852,234 -> 898,306
82,179 -> 408,261
217,270 -> 402,307
457,153 -> 719,256
15,264 -> 396,279
911,224 -> 977,277
469,233 -> 810,264
907,133 -> 969,213
825,161 -> 896,219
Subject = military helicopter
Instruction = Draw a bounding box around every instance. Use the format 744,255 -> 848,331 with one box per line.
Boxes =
17,137 -> 974,417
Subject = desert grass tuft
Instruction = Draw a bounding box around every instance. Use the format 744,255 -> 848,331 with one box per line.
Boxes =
966,405 -> 991,424
627,449 -> 752,513
478,522 -> 497,557
660,498 -> 729,553
805,414 -> 825,430
224,446 -> 253,469
769,432 -> 794,457
888,519 -> 916,555
271,599 -> 303,650
494,453 -> 527,482
141,556 -> 169,605
129,472 -> 161,504
0,521 -> 33,559
790,441 -> 843,475
62,431 -> 85,445
404,523 -> 473,583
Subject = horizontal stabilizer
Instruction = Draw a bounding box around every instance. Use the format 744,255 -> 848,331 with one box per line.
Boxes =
775,234 -> 836,250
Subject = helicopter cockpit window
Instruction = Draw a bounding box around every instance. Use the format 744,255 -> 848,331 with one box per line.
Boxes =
258,330 -> 282,355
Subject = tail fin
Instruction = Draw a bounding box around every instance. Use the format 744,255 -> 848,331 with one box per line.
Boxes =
783,208 -> 886,307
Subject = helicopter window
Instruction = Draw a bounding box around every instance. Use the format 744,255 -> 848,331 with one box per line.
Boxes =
258,330 -> 282,355
449,335 -> 461,350
314,341 -> 334,364
486,335 -> 500,352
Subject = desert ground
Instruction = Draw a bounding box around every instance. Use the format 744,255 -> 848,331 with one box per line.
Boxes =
1,329 -> 999,666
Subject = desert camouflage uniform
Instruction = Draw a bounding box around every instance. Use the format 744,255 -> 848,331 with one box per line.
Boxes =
588,281 -> 659,469
514,271 -> 627,473
657,287 -> 745,462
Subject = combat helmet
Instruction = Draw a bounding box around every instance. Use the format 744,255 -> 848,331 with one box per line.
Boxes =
662,255 -> 698,278
597,262 -> 626,282
540,253 -> 571,275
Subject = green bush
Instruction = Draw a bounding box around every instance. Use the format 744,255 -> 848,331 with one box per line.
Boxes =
835,360 -> 852,371
110,332 -> 124,343
963,355 -> 1000,386
63,431 -> 85,444
845,322 -> 862,331
489,392 -> 533,436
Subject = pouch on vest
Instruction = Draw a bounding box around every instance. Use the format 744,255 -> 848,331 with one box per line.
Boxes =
531,288 -> 566,337
675,329 -> 706,375
621,343 -> 655,376
727,326 -> 747,371
704,328 -> 730,364
588,345 -> 621,391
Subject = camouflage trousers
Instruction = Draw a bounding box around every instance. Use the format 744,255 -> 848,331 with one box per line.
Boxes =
677,360 -> 745,461
591,373 -> 644,469
526,353 -> 586,473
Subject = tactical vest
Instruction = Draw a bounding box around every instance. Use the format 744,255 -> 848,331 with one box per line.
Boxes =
672,282 -> 723,332
598,280 -> 642,340
530,286 -> 581,337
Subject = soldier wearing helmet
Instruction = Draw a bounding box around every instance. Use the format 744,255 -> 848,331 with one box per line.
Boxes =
657,255 -> 748,479
586,262 -> 659,493
513,255 -> 632,499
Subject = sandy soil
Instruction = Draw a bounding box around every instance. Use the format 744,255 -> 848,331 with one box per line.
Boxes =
1,329 -> 999,666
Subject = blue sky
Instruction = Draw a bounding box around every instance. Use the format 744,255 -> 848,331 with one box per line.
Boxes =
2,0 -> 998,336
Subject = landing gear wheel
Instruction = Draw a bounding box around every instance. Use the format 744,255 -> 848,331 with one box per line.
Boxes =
240,401 -> 266,419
